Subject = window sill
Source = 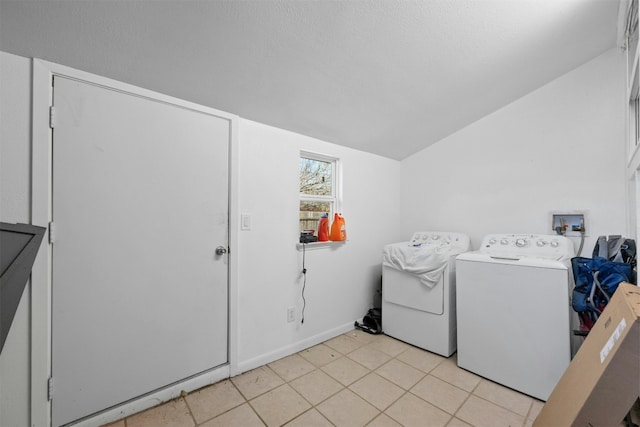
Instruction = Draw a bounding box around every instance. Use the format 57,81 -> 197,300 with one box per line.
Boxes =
296,241 -> 347,251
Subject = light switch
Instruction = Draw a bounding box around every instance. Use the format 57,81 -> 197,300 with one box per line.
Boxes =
241,213 -> 251,231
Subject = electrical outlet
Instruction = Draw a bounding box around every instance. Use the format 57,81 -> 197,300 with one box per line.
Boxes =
287,307 -> 295,323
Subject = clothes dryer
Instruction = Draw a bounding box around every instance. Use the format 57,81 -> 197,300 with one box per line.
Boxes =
382,231 -> 470,356
456,234 -> 575,401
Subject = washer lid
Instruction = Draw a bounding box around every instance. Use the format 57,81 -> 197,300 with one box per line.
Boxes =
456,251 -> 570,269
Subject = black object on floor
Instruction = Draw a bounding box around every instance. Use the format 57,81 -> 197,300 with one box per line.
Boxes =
354,307 -> 382,335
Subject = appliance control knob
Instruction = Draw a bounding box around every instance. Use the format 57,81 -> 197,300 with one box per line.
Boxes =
489,238 -> 497,245
500,239 -> 508,245
536,240 -> 546,247
550,240 -> 559,247
432,235 -> 439,240
515,238 -> 526,247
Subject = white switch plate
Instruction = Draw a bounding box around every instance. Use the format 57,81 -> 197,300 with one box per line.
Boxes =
241,213 -> 251,231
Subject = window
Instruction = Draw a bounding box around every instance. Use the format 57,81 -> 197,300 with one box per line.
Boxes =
628,0 -> 640,153
299,152 -> 339,235
634,93 -> 640,148
629,70 -> 640,149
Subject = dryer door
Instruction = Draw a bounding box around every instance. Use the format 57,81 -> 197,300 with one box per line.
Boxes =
383,267 -> 444,315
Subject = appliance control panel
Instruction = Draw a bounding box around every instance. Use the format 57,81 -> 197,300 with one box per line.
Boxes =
479,233 -> 574,260
409,231 -> 470,253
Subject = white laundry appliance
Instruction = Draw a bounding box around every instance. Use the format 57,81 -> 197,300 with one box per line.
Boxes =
382,231 -> 470,357
456,233 -> 575,401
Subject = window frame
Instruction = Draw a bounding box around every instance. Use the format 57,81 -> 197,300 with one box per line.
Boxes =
628,0 -> 640,158
634,92 -> 639,149
298,151 -> 343,248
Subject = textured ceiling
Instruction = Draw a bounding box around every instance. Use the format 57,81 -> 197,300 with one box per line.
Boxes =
0,0 -> 620,160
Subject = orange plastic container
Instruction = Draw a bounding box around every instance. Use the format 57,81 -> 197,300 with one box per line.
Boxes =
329,213 -> 346,241
318,214 -> 329,242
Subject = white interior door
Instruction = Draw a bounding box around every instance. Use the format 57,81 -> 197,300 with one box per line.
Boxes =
51,76 -> 230,426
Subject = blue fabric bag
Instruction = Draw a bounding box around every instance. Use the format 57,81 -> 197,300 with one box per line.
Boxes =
571,256 -> 633,314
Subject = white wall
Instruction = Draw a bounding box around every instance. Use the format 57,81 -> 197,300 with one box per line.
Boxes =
400,47 -> 627,254
0,51 -> 32,427
0,44 -> 630,424
236,119 -> 402,370
0,51 -> 404,424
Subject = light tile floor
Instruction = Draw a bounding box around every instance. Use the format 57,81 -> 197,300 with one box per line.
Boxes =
102,330 -> 628,427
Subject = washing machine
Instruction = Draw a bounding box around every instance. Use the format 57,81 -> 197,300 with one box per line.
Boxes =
456,233 -> 575,401
382,231 -> 470,357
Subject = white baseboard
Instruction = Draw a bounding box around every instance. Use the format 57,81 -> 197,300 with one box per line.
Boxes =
233,321 -> 355,376
69,321 -> 356,426
71,365 -> 230,427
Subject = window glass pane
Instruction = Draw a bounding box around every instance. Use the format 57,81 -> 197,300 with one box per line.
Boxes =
628,0 -> 639,77
300,157 -> 332,195
636,96 -> 640,146
299,201 -> 331,233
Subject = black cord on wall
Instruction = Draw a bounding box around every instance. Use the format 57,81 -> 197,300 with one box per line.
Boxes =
301,243 -> 307,324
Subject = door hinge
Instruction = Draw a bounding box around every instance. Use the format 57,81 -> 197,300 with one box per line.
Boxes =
47,377 -> 53,401
49,106 -> 57,129
48,222 -> 56,244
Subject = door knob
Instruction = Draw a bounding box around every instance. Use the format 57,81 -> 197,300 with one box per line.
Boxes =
215,246 -> 228,255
